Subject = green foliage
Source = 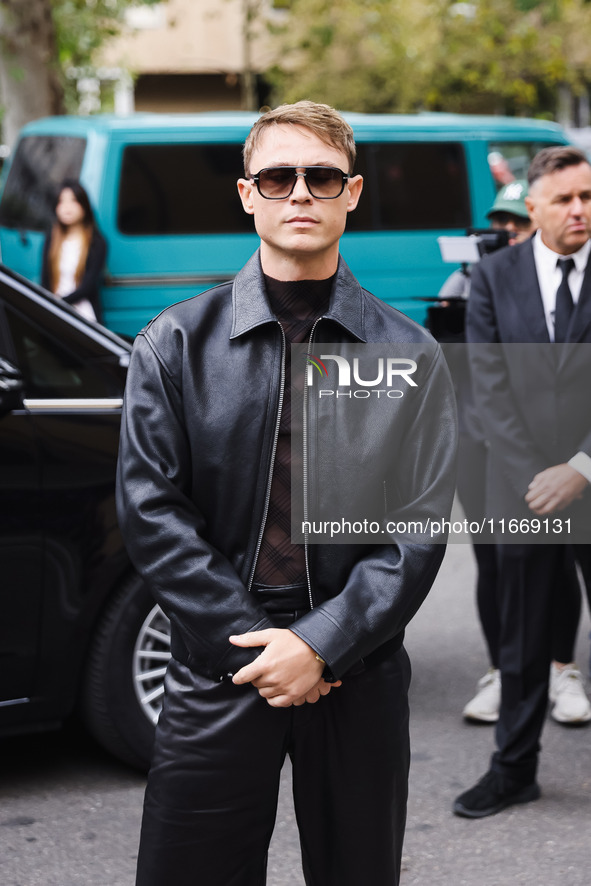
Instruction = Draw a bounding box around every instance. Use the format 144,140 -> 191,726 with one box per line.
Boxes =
48,0 -> 162,110
52,0 -> 162,68
52,1 -> 123,69
268,0 -> 591,117
267,0 -> 441,113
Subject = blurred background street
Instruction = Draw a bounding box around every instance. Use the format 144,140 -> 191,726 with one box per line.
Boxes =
1,541 -> 589,886
3,4 -> 591,886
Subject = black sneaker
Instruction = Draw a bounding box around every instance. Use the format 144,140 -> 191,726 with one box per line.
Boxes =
453,770 -> 541,818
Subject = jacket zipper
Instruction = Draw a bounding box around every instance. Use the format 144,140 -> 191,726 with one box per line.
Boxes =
303,318 -> 322,611
247,322 -> 286,593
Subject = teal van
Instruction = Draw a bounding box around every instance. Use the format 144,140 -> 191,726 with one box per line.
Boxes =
0,112 -> 569,337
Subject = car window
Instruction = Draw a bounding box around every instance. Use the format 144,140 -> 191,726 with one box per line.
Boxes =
488,141 -> 557,189
0,135 -> 86,231
117,140 -> 471,236
117,143 -> 254,235
350,142 -> 470,231
4,306 -> 115,399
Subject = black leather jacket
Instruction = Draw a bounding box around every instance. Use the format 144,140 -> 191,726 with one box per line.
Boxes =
116,252 -> 457,681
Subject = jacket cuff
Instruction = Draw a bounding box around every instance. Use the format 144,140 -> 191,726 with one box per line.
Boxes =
212,615 -> 275,682
170,615 -> 275,681
289,608 -> 360,681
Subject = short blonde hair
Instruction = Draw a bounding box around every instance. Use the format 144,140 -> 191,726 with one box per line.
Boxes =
243,100 -> 356,176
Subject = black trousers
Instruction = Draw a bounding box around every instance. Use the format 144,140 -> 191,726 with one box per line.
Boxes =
136,594 -> 412,886
457,433 -> 582,667
491,543 -> 591,784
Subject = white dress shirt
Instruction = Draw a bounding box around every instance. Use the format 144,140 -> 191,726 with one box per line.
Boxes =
532,230 -> 591,483
532,230 -> 591,341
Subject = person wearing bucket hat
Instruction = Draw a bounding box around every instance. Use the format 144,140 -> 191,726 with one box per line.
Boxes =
438,180 -> 533,305
486,179 -> 533,244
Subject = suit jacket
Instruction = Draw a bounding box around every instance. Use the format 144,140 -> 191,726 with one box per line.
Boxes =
466,236 -> 591,542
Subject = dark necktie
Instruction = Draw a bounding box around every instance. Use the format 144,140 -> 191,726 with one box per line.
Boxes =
554,257 -> 575,343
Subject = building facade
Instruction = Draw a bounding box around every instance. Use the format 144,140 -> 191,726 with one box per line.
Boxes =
96,0 -> 282,113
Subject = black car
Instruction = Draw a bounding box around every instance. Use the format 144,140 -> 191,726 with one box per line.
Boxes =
0,264 -> 171,770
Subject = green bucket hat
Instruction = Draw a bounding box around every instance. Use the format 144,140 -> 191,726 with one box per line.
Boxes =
486,179 -> 529,220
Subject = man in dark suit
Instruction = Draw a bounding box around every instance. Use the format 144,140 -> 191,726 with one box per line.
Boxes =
455,146 -> 591,818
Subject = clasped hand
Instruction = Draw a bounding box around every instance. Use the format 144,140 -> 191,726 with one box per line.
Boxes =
229,628 -> 341,708
525,463 -> 588,515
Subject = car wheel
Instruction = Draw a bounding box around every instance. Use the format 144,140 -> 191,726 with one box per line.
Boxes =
81,572 -> 171,770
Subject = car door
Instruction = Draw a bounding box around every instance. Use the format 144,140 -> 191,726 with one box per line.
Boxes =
0,270 -> 128,725
4,302 -> 124,684
0,341 -> 44,702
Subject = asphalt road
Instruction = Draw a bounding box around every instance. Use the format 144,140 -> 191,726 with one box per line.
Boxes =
1,543 -> 590,886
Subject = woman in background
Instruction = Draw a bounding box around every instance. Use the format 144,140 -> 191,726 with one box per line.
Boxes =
41,179 -> 107,323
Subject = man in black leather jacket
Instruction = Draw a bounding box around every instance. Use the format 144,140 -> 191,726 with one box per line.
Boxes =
117,101 -> 457,886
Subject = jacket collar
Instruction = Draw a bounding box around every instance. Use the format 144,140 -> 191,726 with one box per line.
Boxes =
230,250 -> 366,342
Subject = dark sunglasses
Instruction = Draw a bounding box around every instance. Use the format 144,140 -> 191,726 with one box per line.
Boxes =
250,166 -> 350,200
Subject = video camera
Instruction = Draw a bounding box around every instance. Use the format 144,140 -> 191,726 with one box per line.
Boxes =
437,227 -> 512,266
427,228 -> 512,342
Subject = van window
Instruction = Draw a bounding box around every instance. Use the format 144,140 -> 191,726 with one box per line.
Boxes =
488,141 -> 554,188
117,140 -> 471,236
0,136 -> 86,231
350,142 -> 470,231
117,143 -> 253,235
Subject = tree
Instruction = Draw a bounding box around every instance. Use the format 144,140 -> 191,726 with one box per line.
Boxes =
266,0 -> 440,113
0,0 -> 161,146
267,0 -> 591,118
426,0 -> 591,116
0,1 -> 65,145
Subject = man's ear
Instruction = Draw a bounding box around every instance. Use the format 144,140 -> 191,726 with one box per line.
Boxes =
237,178 -> 255,215
346,175 -> 363,213
524,194 -> 536,224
